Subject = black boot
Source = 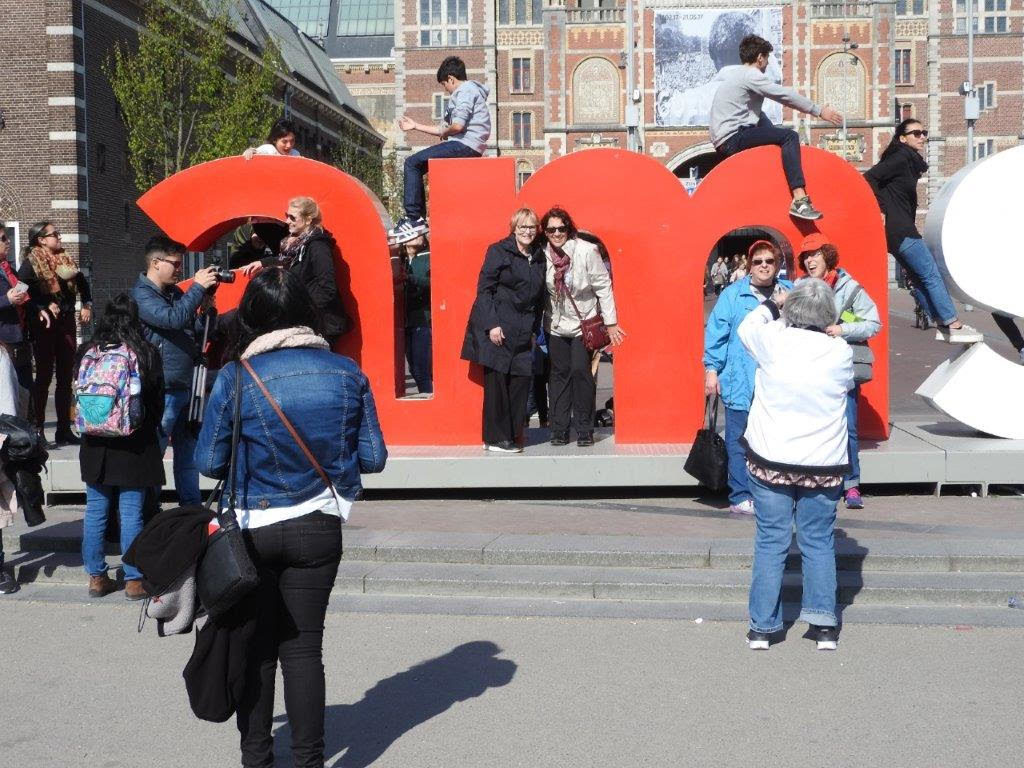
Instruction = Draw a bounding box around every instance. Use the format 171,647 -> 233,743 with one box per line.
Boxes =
54,428 -> 80,446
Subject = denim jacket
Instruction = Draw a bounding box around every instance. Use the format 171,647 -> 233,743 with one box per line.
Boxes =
196,343 -> 387,510
702,274 -> 793,412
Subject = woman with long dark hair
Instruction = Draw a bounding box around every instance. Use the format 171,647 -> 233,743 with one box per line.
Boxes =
76,293 -> 164,600
18,221 -> 93,445
196,268 -> 386,768
864,119 -> 981,343
541,206 -> 625,447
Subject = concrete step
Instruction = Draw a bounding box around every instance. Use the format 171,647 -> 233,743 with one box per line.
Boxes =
14,522 -> 1024,574
11,553 -> 1022,609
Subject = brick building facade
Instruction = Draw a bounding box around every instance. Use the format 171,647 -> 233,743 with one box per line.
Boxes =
265,0 -> 1022,235
0,0 -> 381,307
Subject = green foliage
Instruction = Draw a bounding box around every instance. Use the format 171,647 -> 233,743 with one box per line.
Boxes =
332,128 -> 397,219
104,0 -> 283,191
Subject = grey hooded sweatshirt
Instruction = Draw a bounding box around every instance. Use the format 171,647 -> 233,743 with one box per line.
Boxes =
444,80 -> 491,154
709,65 -> 820,147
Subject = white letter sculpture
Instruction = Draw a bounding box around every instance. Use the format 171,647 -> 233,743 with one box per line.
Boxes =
918,145 -> 1024,439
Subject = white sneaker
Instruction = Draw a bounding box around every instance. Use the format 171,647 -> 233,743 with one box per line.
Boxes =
747,630 -> 770,650
935,324 -> 983,344
729,499 -> 755,516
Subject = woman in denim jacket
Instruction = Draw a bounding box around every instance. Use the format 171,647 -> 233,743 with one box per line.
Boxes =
196,268 -> 386,768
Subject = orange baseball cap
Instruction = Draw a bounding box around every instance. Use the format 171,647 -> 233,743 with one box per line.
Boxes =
799,233 -> 830,253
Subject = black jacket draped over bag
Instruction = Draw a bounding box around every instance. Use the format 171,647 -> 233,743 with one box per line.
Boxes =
460,235 -> 545,376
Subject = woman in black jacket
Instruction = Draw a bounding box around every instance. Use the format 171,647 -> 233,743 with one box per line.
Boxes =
461,208 -> 546,453
76,293 -> 164,600
239,197 -> 350,344
864,119 -> 980,344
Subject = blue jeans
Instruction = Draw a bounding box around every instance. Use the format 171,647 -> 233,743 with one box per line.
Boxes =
896,237 -> 958,326
405,325 -> 433,394
724,407 -> 751,506
403,141 -> 481,220
83,484 -> 146,581
845,386 -> 860,490
717,113 -> 805,192
159,388 -> 200,506
748,473 -> 841,634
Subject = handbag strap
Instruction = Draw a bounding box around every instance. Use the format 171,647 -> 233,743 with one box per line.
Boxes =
239,359 -> 333,492
223,363 -> 244,522
704,394 -> 720,432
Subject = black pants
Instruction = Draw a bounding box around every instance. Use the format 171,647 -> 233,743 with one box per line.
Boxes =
717,113 -> 805,192
548,334 -> 595,435
482,366 -> 530,445
237,512 -> 342,768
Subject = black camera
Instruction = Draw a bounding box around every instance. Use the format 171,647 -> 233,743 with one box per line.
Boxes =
213,267 -> 236,284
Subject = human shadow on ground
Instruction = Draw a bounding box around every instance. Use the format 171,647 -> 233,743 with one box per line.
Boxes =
272,640 -> 517,767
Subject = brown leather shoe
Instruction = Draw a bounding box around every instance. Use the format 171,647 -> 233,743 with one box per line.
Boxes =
124,580 -> 148,601
88,573 -> 118,598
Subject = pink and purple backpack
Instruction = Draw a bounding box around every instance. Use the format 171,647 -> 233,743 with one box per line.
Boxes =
75,344 -> 144,437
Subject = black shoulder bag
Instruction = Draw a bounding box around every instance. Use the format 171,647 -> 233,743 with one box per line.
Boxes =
195,365 -> 259,620
683,394 -> 728,491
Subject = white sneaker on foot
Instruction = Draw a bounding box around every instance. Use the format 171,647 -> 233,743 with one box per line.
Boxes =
729,499 -> 755,516
935,324 -> 983,344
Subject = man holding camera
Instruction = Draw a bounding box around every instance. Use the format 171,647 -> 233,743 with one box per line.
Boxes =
133,236 -> 218,507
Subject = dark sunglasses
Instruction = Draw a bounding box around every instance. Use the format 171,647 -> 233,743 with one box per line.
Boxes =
751,258 -> 776,266
545,226 -> 568,234
0,234 -> 7,243
41,230 -> 61,239
285,213 -> 297,222
904,129 -> 928,138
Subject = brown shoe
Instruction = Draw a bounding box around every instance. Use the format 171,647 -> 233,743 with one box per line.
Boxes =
88,573 -> 118,598
124,580 -> 148,601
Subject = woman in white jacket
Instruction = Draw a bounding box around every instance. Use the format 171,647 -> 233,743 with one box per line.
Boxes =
738,278 -> 853,652
797,234 -> 881,511
541,207 -> 625,447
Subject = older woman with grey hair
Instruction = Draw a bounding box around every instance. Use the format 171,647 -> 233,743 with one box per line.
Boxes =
736,278 -> 854,652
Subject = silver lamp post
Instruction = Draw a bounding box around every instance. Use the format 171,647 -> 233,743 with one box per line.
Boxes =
840,35 -> 859,161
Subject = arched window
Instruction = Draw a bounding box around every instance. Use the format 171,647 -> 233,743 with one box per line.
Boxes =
816,52 -> 866,119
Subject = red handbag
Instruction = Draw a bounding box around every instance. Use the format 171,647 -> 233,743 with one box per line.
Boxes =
566,292 -> 611,352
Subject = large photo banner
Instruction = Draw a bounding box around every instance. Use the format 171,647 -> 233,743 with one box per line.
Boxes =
655,8 -> 783,127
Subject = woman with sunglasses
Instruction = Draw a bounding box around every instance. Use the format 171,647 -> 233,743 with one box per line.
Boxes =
17,221 -> 93,445
704,240 -> 792,516
240,197 -> 350,345
461,207 -> 546,452
865,119 -> 981,343
541,207 -> 625,448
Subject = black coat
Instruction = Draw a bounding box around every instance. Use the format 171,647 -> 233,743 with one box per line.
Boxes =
79,343 -> 166,488
863,143 -> 928,254
265,228 -> 350,340
460,236 -> 545,375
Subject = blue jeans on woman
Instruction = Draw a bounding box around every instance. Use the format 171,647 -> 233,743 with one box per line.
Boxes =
845,386 -> 860,491
724,407 -> 752,506
896,237 -> 958,326
82,484 -> 145,581
748,473 -> 841,634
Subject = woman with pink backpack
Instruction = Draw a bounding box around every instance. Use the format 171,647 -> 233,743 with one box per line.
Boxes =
75,293 -> 165,600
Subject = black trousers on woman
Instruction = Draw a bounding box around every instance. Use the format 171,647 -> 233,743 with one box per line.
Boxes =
237,512 -> 342,768
483,366 -> 530,445
547,334 -> 595,435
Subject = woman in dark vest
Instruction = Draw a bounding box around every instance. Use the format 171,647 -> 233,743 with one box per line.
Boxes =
461,207 -> 546,453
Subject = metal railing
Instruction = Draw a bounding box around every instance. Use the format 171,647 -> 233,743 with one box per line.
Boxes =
811,2 -> 872,17
566,7 -> 625,23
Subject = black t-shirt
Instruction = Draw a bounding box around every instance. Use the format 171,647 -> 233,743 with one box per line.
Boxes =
753,282 -> 774,300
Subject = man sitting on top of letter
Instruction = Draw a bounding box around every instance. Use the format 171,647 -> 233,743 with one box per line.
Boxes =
710,34 -> 843,221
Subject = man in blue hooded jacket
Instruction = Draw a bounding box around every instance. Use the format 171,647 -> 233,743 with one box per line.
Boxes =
703,239 -> 792,515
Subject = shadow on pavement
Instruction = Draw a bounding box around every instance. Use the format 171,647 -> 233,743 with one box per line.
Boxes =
272,640 -> 517,767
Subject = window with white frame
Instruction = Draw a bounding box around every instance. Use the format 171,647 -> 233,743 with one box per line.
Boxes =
433,94 -> 452,120
895,48 -> 912,84
512,112 -> 532,148
516,160 -> 533,190
975,139 -> 995,159
976,81 -> 996,110
420,0 -> 469,46
512,55 -> 533,93
955,0 -> 1009,33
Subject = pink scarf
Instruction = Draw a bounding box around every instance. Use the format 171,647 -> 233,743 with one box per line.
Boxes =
548,243 -> 571,299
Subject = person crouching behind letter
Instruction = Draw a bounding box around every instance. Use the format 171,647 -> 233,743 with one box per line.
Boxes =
461,208 -> 546,453
738,278 -> 853,652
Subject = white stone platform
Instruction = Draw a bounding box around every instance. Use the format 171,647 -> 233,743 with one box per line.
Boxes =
42,419 -> 1022,496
